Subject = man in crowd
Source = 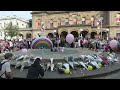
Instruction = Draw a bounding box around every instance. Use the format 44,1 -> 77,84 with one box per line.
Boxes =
0,53 -> 13,79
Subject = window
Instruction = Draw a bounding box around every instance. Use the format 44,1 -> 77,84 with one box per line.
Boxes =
58,18 -> 61,26
22,24 -> 24,26
37,19 -> 41,27
90,16 -> 95,26
116,13 -> 120,22
58,19 -> 61,26
82,17 -> 86,25
4,22 -> 6,27
50,19 -> 53,28
65,18 -> 69,25
73,18 -> 77,25
0,23 -> 2,28
17,22 -> 18,26
0,32 -> 2,36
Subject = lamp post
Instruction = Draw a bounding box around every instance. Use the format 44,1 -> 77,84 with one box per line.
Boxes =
100,17 -> 103,39
80,29 -> 83,38
106,28 -> 109,40
53,30 -> 57,38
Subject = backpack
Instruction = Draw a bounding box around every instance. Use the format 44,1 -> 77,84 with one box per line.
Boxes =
0,61 -> 8,71
0,61 -> 8,78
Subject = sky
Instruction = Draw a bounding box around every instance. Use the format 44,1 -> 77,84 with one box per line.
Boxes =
0,11 -> 32,20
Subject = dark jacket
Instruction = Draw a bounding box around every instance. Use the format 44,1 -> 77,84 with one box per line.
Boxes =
26,62 -> 44,79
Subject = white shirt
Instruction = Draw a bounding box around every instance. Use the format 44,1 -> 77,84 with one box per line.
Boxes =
9,41 -> 13,47
0,60 -> 11,78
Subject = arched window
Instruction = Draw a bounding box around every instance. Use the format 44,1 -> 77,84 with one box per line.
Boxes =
19,33 -> 23,39
90,16 -> 95,26
65,18 -> 69,25
26,33 -> 31,39
82,17 -> 86,25
116,13 -> 120,22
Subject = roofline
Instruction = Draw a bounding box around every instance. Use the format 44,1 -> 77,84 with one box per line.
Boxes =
31,11 -> 99,15
0,17 -> 29,23
31,11 -> 77,15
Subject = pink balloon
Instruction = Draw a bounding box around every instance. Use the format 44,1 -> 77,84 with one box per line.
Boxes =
66,34 -> 74,44
22,49 -> 28,55
109,40 -> 119,49
83,39 -> 88,44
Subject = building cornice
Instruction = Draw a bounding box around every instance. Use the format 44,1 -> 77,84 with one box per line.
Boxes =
91,25 -> 109,28
109,25 -> 120,27
18,28 -> 32,31
0,17 -> 29,23
31,11 -> 79,15
31,11 -> 102,15
58,24 -> 91,28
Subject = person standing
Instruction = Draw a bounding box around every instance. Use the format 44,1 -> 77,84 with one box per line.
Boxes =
0,41 -> 2,53
9,40 -> 13,51
27,39 -> 30,49
75,37 -> 78,48
0,53 -> 13,79
80,39 -> 83,49
78,38 -> 80,48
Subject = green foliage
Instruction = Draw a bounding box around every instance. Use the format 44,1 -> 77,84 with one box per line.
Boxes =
4,22 -> 19,38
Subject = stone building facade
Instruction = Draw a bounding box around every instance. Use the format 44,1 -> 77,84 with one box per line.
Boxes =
19,11 -> 120,39
0,16 -> 29,40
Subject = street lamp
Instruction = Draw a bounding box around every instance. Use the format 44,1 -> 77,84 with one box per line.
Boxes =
54,30 -> 57,33
80,29 -> 83,38
100,17 -> 103,39
106,28 -> 109,40
53,30 -> 57,38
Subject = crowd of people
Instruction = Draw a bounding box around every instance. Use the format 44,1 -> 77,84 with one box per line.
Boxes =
0,36 -> 120,54
0,39 -> 32,54
50,36 -> 120,53
0,36 -> 120,79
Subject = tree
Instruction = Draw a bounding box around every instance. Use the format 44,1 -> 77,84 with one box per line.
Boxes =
4,22 -> 19,39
